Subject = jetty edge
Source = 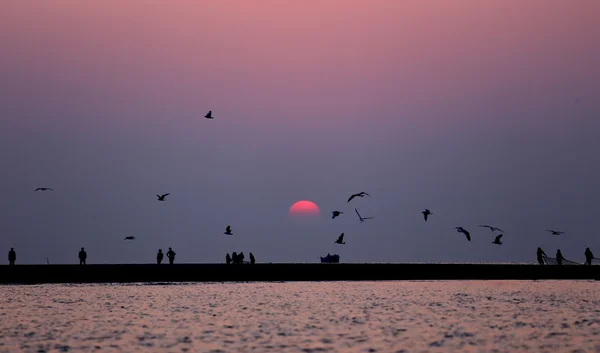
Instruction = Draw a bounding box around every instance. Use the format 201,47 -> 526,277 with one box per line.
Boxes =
1,263 -> 598,284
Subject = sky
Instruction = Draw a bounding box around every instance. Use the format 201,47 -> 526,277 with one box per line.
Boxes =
0,1 -> 599,264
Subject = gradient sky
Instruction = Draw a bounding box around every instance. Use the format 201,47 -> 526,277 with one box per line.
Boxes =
1,1 -> 599,264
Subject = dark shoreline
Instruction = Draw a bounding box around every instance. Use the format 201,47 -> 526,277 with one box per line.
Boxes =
1,264 -> 598,284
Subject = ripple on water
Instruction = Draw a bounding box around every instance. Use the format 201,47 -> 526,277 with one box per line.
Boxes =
0,281 -> 599,352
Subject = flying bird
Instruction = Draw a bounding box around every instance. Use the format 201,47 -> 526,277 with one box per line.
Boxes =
331,211 -> 343,219
422,209 -> 432,221
334,233 -> 345,244
35,188 -> 53,191
455,227 -> 471,241
157,193 -> 170,201
124,236 -> 136,240
224,225 -> 233,235
204,110 -> 214,119
355,208 -> 374,223
546,230 -> 565,235
480,225 -> 503,232
492,234 -> 503,245
347,192 -> 370,203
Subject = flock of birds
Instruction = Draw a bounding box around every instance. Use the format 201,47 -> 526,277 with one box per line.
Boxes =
34,184 -> 569,248
32,110 -> 570,259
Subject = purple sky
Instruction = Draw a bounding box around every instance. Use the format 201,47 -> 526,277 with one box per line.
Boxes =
1,1 -> 599,264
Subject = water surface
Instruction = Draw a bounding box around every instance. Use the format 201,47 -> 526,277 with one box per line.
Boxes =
1,281 -> 599,352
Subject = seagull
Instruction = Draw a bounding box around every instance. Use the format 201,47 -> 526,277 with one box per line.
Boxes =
546,229 -> 565,235
331,211 -> 343,219
455,227 -> 471,241
204,110 -> 214,119
157,193 -> 170,201
334,233 -> 345,244
35,188 -> 53,191
224,225 -> 233,235
347,192 -> 370,203
124,236 -> 136,240
422,209 -> 432,221
480,225 -> 503,232
355,208 -> 374,223
492,234 -> 503,245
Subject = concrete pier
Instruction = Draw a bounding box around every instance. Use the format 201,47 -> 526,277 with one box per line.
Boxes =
1,263 -> 598,284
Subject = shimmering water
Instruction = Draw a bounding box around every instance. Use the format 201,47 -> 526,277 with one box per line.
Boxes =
1,281 -> 599,353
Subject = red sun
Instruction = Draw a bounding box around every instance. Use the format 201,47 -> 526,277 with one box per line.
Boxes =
289,200 -> 320,217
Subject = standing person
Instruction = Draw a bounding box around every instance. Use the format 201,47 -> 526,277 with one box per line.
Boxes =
79,247 -> 87,265
239,252 -> 245,264
167,247 -> 176,265
231,252 -> 238,264
584,248 -> 594,265
249,252 -> 255,264
226,253 -> 231,265
556,249 -> 564,266
536,247 -> 547,265
8,248 -> 16,266
157,249 -> 164,265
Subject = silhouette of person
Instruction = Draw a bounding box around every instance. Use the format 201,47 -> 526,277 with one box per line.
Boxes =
584,247 -> 594,266
537,247 -> 547,265
167,247 -> 176,264
232,252 -> 238,264
79,247 -> 87,265
556,249 -> 564,265
157,249 -> 164,265
226,253 -> 231,265
8,248 -> 16,266
239,252 -> 245,264
249,252 -> 255,264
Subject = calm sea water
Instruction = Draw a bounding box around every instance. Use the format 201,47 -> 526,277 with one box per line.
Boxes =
1,281 -> 599,353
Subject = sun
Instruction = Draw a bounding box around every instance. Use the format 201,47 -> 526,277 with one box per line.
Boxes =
289,200 -> 320,218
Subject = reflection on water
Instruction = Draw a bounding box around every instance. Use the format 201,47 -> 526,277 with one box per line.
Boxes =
1,281 -> 599,352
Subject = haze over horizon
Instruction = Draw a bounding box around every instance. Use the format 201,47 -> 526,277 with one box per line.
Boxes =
1,1 -> 599,264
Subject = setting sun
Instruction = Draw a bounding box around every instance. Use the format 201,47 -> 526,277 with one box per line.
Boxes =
289,200 -> 320,217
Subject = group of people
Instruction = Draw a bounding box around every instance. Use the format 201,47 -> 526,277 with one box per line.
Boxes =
226,252 -> 255,264
4,247 -> 596,266
156,248 -> 177,264
536,247 -> 596,265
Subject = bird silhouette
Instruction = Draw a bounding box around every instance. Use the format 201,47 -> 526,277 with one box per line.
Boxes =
331,211 -> 343,219
355,208 -> 374,223
347,192 -> 370,203
546,229 -> 565,235
455,227 -> 471,241
157,193 -> 170,201
334,233 -> 345,244
422,209 -> 432,221
492,234 -> 503,245
224,225 -> 233,235
204,110 -> 214,119
480,225 -> 503,232
124,236 -> 136,240
35,188 -> 53,191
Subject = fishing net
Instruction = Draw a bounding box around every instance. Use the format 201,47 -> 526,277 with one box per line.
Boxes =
543,257 -> 581,265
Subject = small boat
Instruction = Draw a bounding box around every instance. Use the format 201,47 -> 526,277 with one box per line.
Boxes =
320,254 -> 340,263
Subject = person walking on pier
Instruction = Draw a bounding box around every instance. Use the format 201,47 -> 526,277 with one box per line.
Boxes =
157,249 -> 164,265
226,253 -> 231,265
167,247 -> 176,264
79,247 -> 87,265
232,252 -> 238,264
249,252 -> 255,264
584,248 -> 594,265
537,247 -> 547,265
556,249 -> 564,265
239,252 -> 245,264
8,248 -> 16,266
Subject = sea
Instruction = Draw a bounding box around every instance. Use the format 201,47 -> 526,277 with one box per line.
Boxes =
1,281 -> 599,353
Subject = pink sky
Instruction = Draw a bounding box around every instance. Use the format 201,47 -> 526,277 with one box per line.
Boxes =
0,1 -> 599,263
